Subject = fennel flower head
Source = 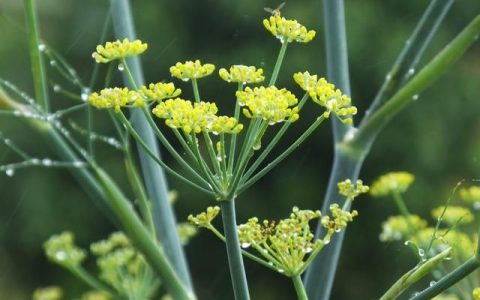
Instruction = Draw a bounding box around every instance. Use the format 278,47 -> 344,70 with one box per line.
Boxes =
370,171 -> 415,197
92,38 -> 148,63
219,65 -> 265,84
170,60 -> 215,81
263,13 -> 316,44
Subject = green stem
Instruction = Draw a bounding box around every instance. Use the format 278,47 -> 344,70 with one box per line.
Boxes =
292,275 -> 309,300
351,15 -> 480,151
110,0 -> 193,288
227,83 -> 243,175
409,256 -> 480,300
71,266 -> 119,297
94,166 -> 195,300
269,42 -> 288,86
24,0 -> 49,112
220,200 -> 251,300
238,115 -> 326,194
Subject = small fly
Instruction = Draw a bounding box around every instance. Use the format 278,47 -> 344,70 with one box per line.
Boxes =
264,2 -> 286,17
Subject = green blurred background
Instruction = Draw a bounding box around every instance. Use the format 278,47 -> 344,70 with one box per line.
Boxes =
0,0 -> 479,299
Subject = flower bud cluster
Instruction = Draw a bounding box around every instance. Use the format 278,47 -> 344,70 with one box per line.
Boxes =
263,14 -> 316,44
92,38 -> 147,63
170,60 -> 215,81
219,65 -> 265,84
321,204 -> 358,235
370,171 -> 415,197
43,231 -> 86,268
337,179 -> 369,201
188,206 -> 221,229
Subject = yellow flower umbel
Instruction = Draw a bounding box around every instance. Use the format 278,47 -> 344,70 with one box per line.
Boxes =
236,86 -> 299,124
139,82 -> 182,103
263,14 -> 316,43
370,171 -> 415,197
431,206 -> 474,226
170,60 -> 215,81
43,231 -> 86,268
219,65 -> 265,84
92,38 -> 148,63
459,186 -> 480,204
188,206 -> 220,229
88,87 -> 141,112
337,179 -> 369,201
379,215 -> 428,242
294,71 -> 357,124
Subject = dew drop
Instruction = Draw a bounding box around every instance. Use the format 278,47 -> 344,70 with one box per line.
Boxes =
5,168 -> 14,177
268,261 -> 274,266
117,63 -> 125,71
38,44 -> 46,52
31,158 -> 40,165
407,68 -> 415,76
304,247 -> 313,253
13,111 -> 21,116
404,240 -> 411,246
53,85 -> 61,93
277,268 -> 285,273
429,281 -> 436,287
73,161 -> 84,168
55,251 -> 67,261
50,60 -> 57,67
42,158 -> 53,166
385,73 -> 392,81
324,239 -> 330,245
473,202 -> 480,210
412,94 -> 419,101
81,88 -> 90,102
418,248 -> 425,257
241,242 -> 251,248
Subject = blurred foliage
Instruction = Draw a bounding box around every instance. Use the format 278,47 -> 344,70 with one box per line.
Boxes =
0,0 -> 479,299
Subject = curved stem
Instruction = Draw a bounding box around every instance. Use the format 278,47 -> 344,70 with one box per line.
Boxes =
292,275 -> 308,300
220,200 -> 251,300
71,266 -> 120,298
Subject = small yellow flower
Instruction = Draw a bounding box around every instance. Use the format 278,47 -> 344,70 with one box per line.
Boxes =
170,60 -> 215,81
321,204 -> 358,235
459,186 -> 480,203
33,287 -> 63,300
370,172 -> 415,197
152,98 -> 218,134
236,86 -> 299,124
431,206 -> 474,225
294,72 -> 356,124
88,87 -> 141,112
139,82 -> 182,103
210,116 -> 244,135
219,65 -> 265,84
379,215 -> 427,242
473,287 -> 480,300
263,14 -> 316,43
43,232 -> 86,268
337,179 -> 369,200
188,206 -> 221,229
92,38 -> 148,63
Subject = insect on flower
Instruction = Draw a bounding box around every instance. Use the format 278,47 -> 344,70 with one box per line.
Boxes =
264,2 -> 286,16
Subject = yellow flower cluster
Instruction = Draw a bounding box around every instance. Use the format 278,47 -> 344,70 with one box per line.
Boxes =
219,65 -> 265,84
473,287 -> 480,300
139,82 -> 182,102
43,231 -> 86,268
321,204 -> 358,235
459,186 -> 480,203
237,207 -> 322,276
236,86 -> 299,124
370,171 -> 415,197
337,179 -> 369,200
294,72 -> 357,124
379,215 -> 427,242
187,206 -> 220,229
88,87 -> 142,112
431,206 -> 474,225
92,38 -> 148,63
152,98 -> 243,135
32,286 -> 63,300
170,60 -> 215,81
263,14 -> 316,43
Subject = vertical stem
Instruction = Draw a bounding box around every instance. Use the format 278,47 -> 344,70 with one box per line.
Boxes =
292,275 -> 309,300
220,200 -> 251,300
303,151 -> 364,300
269,42 -> 288,86
110,0 -> 193,290
24,0 -> 49,112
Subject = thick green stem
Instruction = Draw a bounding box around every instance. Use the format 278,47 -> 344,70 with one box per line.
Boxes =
409,256 -> 480,300
292,275 -> 308,300
94,166 -> 195,300
269,42 -> 288,86
24,0 -> 49,112
220,200 -> 251,300
110,0 -> 193,289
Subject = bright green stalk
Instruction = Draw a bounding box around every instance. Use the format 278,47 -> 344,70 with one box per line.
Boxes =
269,42 -> 288,86
220,200 -> 251,300
110,0 -> 193,288
227,83 -> 243,175
379,247 -> 452,300
71,266 -> 120,298
350,15 -> 480,151
292,275 -> 308,300
94,166 -> 195,300
24,0 -> 49,112
362,0 -> 455,120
